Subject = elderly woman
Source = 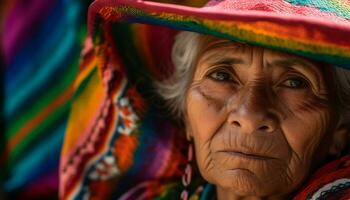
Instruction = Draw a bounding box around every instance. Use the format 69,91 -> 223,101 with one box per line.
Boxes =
59,0 -> 350,199
159,31 -> 350,199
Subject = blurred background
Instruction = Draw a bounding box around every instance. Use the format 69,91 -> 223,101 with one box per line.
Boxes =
1,0 -> 206,199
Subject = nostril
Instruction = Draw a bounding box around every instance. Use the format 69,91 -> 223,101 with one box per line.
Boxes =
232,121 -> 241,127
259,125 -> 269,131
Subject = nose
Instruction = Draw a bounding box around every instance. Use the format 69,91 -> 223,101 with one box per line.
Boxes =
227,87 -> 278,134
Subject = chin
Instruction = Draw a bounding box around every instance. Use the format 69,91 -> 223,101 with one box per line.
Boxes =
210,168 -> 292,197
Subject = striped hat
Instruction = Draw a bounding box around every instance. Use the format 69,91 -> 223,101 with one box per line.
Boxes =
88,0 -> 350,69
60,0 -> 350,199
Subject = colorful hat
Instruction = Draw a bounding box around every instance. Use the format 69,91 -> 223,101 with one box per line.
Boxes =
88,0 -> 350,68
60,0 -> 350,199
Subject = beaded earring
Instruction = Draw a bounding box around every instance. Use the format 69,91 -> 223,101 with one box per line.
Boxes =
181,142 -> 193,200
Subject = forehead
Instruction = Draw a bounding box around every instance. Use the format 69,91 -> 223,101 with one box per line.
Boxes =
196,35 -> 330,74
198,36 -> 314,64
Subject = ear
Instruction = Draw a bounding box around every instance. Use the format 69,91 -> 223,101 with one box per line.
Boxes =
329,119 -> 350,156
183,112 -> 193,141
185,125 -> 193,141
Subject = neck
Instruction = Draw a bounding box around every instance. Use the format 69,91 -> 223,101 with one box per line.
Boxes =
216,186 -> 287,200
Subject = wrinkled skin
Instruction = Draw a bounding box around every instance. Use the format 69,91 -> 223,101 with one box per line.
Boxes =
185,37 -> 343,199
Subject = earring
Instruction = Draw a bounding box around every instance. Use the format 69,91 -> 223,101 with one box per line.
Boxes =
181,142 -> 193,200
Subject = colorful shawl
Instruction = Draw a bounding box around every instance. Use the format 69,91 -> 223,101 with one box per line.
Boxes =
1,0 -> 91,199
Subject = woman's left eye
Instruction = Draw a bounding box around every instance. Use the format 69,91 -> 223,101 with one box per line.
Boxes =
281,77 -> 308,89
209,70 -> 233,82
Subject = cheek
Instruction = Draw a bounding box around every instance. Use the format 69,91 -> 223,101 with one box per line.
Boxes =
186,83 -> 228,177
282,109 -> 330,162
186,82 -> 228,142
280,95 -> 332,184
278,89 -> 332,159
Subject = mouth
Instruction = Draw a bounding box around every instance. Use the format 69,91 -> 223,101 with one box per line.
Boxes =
219,150 -> 275,160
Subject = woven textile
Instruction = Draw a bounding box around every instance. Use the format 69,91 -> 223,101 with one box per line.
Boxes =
1,0 -> 91,199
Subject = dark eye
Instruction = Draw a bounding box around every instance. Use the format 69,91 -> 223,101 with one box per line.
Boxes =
209,70 -> 233,82
281,77 -> 307,89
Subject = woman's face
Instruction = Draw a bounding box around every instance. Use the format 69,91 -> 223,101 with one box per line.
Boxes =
185,38 -> 337,197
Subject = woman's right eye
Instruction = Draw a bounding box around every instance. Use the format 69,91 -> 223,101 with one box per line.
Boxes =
208,70 -> 233,82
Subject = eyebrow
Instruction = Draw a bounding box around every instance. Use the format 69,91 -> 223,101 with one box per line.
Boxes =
209,57 -> 245,65
199,39 -> 246,65
199,51 -> 245,67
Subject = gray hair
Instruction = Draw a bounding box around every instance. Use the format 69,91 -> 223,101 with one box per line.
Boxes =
156,31 -> 350,124
156,31 -> 201,119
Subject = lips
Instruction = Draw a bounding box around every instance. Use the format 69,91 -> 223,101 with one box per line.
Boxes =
219,150 -> 275,160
